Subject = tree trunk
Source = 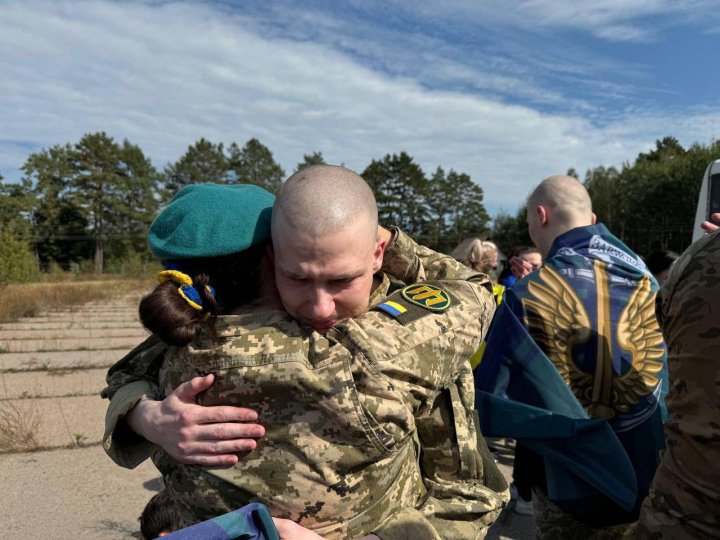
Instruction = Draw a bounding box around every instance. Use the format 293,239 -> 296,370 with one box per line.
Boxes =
94,236 -> 103,274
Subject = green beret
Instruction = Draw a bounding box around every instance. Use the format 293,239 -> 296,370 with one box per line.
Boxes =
148,183 -> 275,260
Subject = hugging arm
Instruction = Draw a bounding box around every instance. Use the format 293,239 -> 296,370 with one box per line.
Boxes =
102,336 -> 264,468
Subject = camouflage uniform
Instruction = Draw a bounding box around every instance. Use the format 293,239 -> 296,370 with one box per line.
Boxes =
633,229 -> 720,539
102,229 -> 509,539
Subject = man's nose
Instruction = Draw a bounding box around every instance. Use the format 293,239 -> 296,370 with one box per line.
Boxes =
308,287 -> 335,319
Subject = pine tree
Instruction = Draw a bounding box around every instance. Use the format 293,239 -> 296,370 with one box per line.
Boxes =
295,151 -> 326,172
164,138 -> 228,199
229,138 -> 285,193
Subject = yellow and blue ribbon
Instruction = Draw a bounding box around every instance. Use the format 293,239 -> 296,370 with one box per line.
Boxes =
158,269 -> 215,312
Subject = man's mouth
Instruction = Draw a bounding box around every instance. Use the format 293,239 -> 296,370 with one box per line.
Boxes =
309,319 -> 339,330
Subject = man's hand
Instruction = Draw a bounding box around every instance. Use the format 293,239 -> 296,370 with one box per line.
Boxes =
701,212 -> 720,233
126,374 -> 265,467
509,256 -> 535,280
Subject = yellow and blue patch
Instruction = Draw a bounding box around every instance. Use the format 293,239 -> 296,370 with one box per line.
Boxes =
376,300 -> 408,317
401,284 -> 452,312
373,282 -> 456,324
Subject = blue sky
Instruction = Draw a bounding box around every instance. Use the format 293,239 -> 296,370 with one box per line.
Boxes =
2,0 -> 720,218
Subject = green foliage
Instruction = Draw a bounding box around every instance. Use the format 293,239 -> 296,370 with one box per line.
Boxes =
229,138 -> 285,193
364,152 -> 430,236
583,137 -> 720,254
295,151 -> 326,172
21,133 -> 159,273
0,177 -> 34,237
164,138 -> 228,197
0,232 -> 40,284
363,155 -> 490,253
105,251 -> 161,277
162,137 -> 286,196
491,209 -> 532,256
435,167 -> 490,251
22,144 -> 90,266
70,133 -> 159,273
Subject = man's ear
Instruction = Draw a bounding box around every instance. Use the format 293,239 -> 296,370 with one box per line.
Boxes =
591,212 -> 597,225
372,236 -> 386,273
536,205 -> 549,227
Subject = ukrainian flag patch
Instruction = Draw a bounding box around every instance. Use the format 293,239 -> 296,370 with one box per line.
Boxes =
401,284 -> 452,312
376,300 -> 408,317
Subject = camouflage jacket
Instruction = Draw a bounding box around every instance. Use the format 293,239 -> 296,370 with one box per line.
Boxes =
634,229 -> 720,539
102,229 -> 508,539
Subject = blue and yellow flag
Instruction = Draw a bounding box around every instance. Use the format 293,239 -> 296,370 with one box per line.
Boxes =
474,245 -> 665,520
474,224 -> 668,523
476,305 -> 640,510
161,503 -> 279,540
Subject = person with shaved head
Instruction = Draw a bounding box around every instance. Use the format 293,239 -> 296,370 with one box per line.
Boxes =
103,168 -> 507,539
270,165 -> 385,331
476,175 -> 667,538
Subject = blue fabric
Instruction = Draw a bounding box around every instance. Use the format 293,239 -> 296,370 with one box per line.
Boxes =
476,305 -> 638,511
499,274 -> 517,288
475,224 -> 668,522
161,503 -> 279,540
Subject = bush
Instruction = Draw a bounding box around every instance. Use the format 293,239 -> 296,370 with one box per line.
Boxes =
0,232 -> 40,284
105,251 -> 160,277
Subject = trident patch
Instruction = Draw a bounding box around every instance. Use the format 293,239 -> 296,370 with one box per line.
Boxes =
401,284 -> 452,312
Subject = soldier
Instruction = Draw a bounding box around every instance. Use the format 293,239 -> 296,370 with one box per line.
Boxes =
476,175 -> 668,538
103,166 -> 508,539
633,229 -> 720,539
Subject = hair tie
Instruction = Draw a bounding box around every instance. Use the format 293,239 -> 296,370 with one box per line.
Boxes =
157,270 -> 216,312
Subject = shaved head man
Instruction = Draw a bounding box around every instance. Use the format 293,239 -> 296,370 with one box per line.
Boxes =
271,165 -> 387,331
480,173 -> 667,538
526,175 -> 596,258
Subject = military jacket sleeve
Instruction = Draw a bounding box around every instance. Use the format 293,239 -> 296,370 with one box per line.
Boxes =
101,335 -> 167,468
382,228 -> 493,289
635,230 -> 720,539
352,232 -> 508,538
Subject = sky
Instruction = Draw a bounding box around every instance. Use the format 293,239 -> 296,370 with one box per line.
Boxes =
2,0 -> 720,218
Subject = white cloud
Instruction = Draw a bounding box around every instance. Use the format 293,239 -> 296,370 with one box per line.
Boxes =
1,0 -> 719,215
405,0 -> 720,42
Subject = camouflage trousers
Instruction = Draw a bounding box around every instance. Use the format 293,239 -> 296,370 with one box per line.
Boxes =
532,488 -> 631,540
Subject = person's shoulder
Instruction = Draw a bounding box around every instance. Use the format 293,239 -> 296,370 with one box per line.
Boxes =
191,311 -> 313,359
661,230 -> 720,318
336,280 -> 493,362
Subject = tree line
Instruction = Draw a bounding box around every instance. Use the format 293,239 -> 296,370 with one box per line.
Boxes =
492,137 -> 720,258
0,133 -> 490,277
2,132 -> 717,282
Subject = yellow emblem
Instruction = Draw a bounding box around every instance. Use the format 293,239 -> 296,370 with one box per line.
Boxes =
401,284 -> 451,311
522,263 -> 664,420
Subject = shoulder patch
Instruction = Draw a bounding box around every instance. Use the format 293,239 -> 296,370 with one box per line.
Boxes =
401,284 -> 452,312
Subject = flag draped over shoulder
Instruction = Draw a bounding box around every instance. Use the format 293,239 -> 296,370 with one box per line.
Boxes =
475,303 -> 639,510
162,503 -> 279,540
474,224 -> 667,523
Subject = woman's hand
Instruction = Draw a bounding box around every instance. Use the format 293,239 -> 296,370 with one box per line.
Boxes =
272,518 -> 327,539
126,374 -> 265,466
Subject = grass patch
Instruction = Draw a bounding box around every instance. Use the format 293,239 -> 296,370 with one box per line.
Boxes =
0,278 -> 153,323
0,401 -> 42,453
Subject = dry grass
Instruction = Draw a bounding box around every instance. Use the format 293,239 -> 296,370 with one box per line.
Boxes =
0,278 -> 153,323
0,401 -> 42,453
